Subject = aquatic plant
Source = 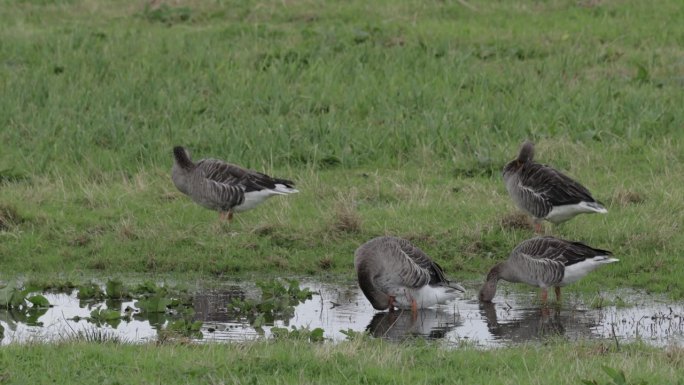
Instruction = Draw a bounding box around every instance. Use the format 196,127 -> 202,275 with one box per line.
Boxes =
271,326 -> 325,342
0,283 -> 27,309
229,279 -> 314,328
0,283 -> 51,310
105,279 -> 131,300
165,319 -> 203,339
135,295 -> 173,314
77,283 -> 104,301
89,307 -> 125,328
340,328 -> 369,340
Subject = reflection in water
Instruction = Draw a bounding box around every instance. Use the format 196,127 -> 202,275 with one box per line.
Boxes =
193,286 -> 245,323
1,281 -> 683,348
480,302 -> 576,342
366,309 -> 460,341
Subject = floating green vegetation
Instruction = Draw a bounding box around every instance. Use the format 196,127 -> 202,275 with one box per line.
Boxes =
0,282 -> 51,327
88,307 -> 127,328
340,328 -> 368,340
76,282 -> 104,301
271,326 -> 325,342
229,279 -> 314,331
0,279 -> 203,340
164,319 -> 204,339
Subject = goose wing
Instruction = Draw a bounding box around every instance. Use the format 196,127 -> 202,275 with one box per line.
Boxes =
197,159 -> 295,193
394,238 -> 450,288
510,237 -> 567,286
519,163 -> 596,207
516,235 -> 613,268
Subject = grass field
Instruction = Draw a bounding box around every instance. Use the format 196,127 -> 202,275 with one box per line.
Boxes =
1,0 -> 684,382
2,0 -> 683,298
0,338 -> 683,385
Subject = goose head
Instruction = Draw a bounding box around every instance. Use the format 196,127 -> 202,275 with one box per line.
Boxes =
502,141 -> 535,177
172,146 -> 195,170
478,263 -> 503,302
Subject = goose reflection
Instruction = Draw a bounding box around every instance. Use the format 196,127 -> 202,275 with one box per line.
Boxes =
479,302 -> 597,343
366,309 -> 460,341
193,286 -> 246,323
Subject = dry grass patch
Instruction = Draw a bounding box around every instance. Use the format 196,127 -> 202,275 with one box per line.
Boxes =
499,211 -> 532,231
610,189 -> 645,207
0,204 -> 22,231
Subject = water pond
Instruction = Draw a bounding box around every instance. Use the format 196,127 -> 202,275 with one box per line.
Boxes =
1,280 -> 683,347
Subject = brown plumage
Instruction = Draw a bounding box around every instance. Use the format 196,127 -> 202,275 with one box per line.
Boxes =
503,141 -> 607,233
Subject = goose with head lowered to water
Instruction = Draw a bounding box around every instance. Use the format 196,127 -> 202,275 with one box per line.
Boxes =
354,236 -> 465,315
479,236 -> 618,304
503,141 -> 608,233
171,146 -> 299,222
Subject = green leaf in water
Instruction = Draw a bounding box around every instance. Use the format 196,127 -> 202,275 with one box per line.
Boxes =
10,289 -> 27,308
251,313 -> 265,329
340,328 -> 367,340
166,319 -> 203,339
0,283 -> 15,308
26,308 -> 48,326
90,308 -> 122,322
77,283 -> 104,300
28,295 -> 50,308
105,279 -> 130,300
135,295 -> 172,314
309,327 -> 325,342
132,280 -> 161,296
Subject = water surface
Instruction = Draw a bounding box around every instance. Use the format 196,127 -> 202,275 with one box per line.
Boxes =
1,280 -> 682,347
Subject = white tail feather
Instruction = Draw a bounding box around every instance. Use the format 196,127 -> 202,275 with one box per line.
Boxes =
273,184 -> 299,194
596,256 -> 619,263
579,201 -> 608,214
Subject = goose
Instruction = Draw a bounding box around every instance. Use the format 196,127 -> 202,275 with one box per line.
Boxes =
478,236 -> 618,304
354,236 -> 465,314
503,141 -> 607,233
171,146 -> 298,222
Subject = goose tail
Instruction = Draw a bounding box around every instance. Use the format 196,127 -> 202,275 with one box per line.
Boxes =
271,178 -> 299,194
595,255 -> 619,264
272,184 -> 299,194
579,201 -> 608,214
445,282 -> 466,293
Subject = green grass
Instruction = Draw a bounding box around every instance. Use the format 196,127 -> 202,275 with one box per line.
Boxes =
0,339 -> 682,385
1,0 -> 684,301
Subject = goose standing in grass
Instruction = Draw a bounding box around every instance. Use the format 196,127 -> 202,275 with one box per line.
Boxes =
478,236 -> 618,304
171,146 -> 298,222
354,236 -> 465,315
503,141 -> 607,233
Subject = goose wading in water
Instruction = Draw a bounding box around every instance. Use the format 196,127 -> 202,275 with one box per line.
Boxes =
354,236 -> 465,315
478,236 -> 618,304
503,141 -> 608,233
171,146 -> 298,222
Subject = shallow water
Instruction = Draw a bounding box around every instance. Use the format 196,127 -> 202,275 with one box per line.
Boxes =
1,280 -> 683,347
